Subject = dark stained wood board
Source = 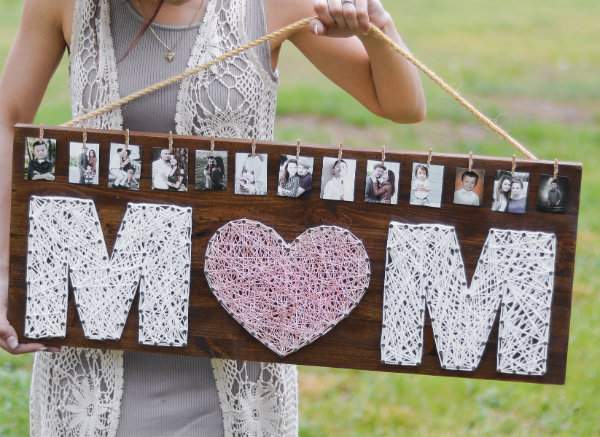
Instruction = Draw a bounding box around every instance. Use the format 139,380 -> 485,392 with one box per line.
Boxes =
8,124 -> 582,384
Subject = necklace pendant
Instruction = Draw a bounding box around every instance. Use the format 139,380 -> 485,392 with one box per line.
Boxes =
165,50 -> 176,62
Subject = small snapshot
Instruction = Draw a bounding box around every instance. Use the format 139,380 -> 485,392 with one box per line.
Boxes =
365,160 -> 400,205
537,174 -> 569,213
152,148 -> 189,191
24,137 -> 56,181
195,150 -> 227,191
235,152 -> 268,196
409,162 -> 444,208
491,170 -> 530,214
453,167 -> 485,207
69,141 -> 99,185
277,154 -> 314,198
320,157 -> 357,202
108,143 -> 142,190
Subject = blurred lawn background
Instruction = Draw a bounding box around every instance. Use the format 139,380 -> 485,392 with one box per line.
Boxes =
1,0 -> 599,435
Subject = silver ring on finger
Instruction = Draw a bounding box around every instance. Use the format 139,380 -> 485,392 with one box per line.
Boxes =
341,0 -> 355,5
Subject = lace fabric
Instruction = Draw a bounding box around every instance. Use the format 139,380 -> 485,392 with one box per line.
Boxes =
175,0 -> 279,140
29,0 -> 298,435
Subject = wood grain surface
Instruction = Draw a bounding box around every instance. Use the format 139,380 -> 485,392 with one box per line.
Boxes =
8,124 -> 582,384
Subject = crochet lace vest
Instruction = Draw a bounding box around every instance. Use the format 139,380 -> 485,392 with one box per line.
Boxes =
28,0 -> 299,435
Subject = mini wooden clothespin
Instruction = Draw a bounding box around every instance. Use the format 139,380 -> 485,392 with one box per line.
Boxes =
124,128 -> 130,148
296,139 -> 301,161
337,143 -> 343,161
511,154 -> 517,174
251,138 -> 257,156
468,151 -> 474,171
210,136 -> 215,153
82,127 -> 88,147
38,125 -> 45,142
168,131 -> 174,153
381,145 -> 386,166
427,148 -> 433,168
553,158 -> 560,180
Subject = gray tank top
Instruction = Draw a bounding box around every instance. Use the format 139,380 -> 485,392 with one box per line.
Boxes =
109,0 -> 269,435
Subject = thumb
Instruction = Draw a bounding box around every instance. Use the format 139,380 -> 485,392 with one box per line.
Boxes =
0,322 -> 19,350
309,19 -> 327,36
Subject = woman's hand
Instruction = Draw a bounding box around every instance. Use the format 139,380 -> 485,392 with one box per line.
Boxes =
310,0 -> 392,37
0,272 -> 61,355
0,303 -> 61,355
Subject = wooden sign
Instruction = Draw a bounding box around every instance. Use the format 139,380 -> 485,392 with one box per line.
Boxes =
8,124 -> 582,384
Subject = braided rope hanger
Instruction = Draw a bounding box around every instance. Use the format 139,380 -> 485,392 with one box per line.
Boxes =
63,15 -> 538,160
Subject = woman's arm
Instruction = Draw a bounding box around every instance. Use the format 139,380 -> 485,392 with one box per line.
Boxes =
0,0 -> 66,354
267,0 -> 426,123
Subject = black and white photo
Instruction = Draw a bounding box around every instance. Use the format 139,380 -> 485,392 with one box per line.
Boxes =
108,143 -> 141,190
320,157 -> 356,202
195,150 -> 227,191
235,152 -> 268,195
24,137 -> 56,181
410,162 -> 444,208
491,170 -> 530,214
278,154 -> 314,198
365,160 -> 400,204
537,174 -> 569,213
152,148 -> 189,191
69,141 -> 99,185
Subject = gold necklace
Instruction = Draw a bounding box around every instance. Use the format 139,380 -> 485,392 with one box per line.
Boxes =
134,0 -> 204,62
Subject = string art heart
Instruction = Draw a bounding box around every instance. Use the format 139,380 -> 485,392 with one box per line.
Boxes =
204,219 -> 371,357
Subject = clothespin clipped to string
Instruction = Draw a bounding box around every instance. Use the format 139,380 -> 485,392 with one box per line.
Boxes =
511,154 -> 517,175
337,143 -> 343,161
468,151 -> 474,172
82,126 -> 88,148
296,139 -> 301,161
168,130 -> 174,154
210,136 -> 216,153
251,138 -> 257,157
38,125 -> 45,143
381,145 -> 386,166
124,128 -> 130,148
427,147 -> 433,169
553,158 -> 560,180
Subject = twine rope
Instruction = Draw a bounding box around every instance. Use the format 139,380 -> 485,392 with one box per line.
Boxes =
63,15 -> 537,160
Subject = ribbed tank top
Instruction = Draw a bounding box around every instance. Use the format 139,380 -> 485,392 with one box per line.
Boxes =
109,1 -> 269,435
112,0 -> 277,133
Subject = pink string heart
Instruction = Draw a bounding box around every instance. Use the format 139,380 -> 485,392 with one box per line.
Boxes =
204,219 -> 371,357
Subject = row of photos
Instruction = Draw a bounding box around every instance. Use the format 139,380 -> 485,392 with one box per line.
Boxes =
24,137 -> 570,213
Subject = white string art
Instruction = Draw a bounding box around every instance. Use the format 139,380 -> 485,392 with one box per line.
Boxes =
381,222 -> 557,375
204,219 -> 371,357
25,196 -> 192,346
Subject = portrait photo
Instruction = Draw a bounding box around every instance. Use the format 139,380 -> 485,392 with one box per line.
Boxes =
195,150 -> 227,191
409,162 -> 444,208
152,148 -> 189,191
537,174 -> 569,213
24,137 -> 56,181
453,167 -> 485,207
69,141 -> 99,185
320,157 -> 357,202
108,143 -> 141,190
491,170 -> 530,214
277,154 -> 314,198
235,152 -> 268,196
364,160 -> 400,204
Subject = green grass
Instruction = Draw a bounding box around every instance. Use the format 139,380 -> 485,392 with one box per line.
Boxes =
1,0 -> 599,435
